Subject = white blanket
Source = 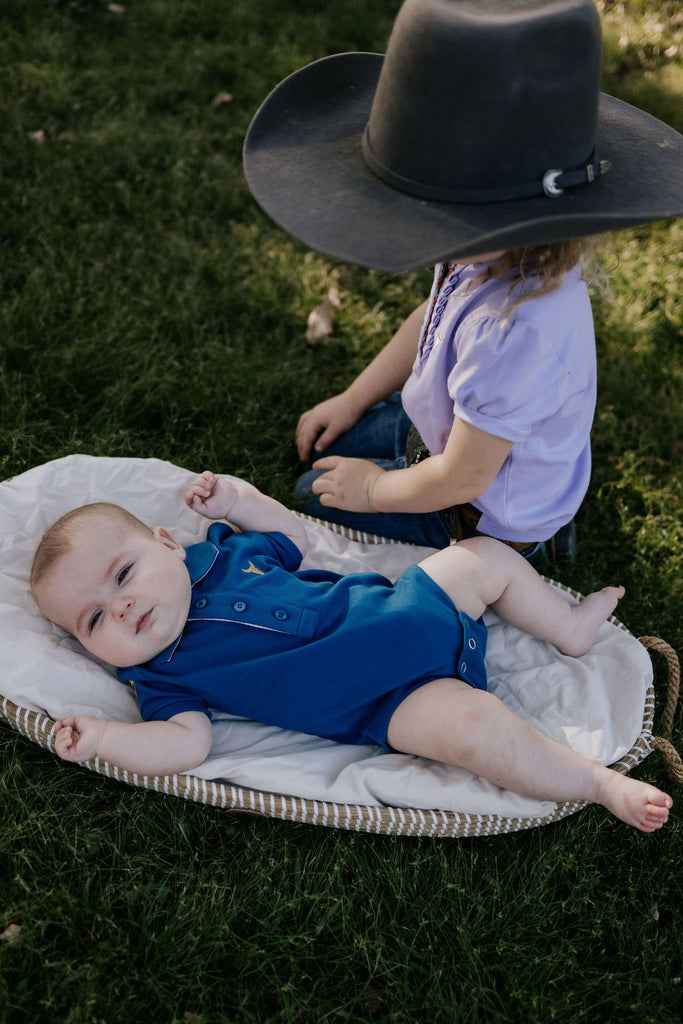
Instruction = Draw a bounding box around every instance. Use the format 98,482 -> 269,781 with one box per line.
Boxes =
0,454 -> 653,820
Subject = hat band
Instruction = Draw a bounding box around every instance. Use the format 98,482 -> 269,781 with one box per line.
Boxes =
362,129 -> 611,204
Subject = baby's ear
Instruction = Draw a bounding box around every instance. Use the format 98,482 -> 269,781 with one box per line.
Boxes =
152,525 -> 186,559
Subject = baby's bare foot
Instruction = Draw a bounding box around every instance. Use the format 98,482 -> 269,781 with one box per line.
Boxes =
593,766 -> 672,832
558,586 -> 625,657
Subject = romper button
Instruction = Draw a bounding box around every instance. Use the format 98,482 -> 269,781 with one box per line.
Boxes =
468,638 -> 476,650
195,597 -> 207,609
460,662 -> 467,674
273,608 -> 289,621
232,600 -> 247,612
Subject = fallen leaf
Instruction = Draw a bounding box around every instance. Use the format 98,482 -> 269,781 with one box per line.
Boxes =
649,902 -> 660,922
0,923 -> 22,943
361,983 -> 383,1014
108,4 -> 126,14
305,286 -> 340,344
28,129 -> 47,144
211,91 -> 233,108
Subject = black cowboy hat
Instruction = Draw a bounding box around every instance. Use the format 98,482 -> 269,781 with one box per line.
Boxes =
243,0 -> 683,273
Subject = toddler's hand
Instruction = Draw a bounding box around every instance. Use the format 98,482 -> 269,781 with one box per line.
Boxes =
296,392 -> 365,461
185,471 -> 239,521
311,456 -> 385,513
54,716 -> 105,763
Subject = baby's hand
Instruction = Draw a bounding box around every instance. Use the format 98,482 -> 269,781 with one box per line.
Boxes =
54,716 -> 105,763
185,470 -> 239,521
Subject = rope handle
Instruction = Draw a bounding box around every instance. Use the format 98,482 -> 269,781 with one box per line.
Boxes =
640,636 -> 683,786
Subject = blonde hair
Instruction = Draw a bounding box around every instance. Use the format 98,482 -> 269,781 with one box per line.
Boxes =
475,237 -> 601,313
30,502 -> 152,596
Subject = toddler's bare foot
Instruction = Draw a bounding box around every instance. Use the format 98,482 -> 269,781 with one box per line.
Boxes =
592,766 -> 671,832
557,586 -> 625,657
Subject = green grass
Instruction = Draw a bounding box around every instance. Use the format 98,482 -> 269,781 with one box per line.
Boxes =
1,1 -> 682,1021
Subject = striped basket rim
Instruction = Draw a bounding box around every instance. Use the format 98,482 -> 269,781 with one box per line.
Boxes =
1,680 -> 655,838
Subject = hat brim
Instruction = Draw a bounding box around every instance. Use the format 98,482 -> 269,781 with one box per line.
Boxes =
243,53 -> 683,272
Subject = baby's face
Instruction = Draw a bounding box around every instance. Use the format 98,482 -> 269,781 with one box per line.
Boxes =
34,516 -> 192,668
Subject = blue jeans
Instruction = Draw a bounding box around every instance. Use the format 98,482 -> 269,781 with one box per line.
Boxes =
294,394 -> 453,548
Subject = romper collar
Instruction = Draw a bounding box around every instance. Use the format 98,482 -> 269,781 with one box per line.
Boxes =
183,532 -> 222,586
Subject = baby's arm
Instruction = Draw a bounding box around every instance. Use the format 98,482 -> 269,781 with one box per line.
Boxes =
185,470 -> 308,558
54,711 -> 213,775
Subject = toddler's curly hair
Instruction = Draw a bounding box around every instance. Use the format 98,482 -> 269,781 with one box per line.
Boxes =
475,237 -> 603,313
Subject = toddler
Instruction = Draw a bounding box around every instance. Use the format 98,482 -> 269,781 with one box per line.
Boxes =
294,244 -> 594,557
244,0 -> 683,555
31,470 -> 671,833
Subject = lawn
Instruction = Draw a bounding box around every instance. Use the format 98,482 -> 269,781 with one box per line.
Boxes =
1,1 -> 682,1022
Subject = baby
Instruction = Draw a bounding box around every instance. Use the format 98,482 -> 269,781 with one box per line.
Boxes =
30,471 -> 671,833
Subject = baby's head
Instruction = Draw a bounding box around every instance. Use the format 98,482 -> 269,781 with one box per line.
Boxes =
31,502 -> 191,669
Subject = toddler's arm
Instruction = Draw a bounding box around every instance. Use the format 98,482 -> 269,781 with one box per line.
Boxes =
54,711 -> 213,775
312,417 -> 513,515
185,471 -> 308,558
296,299 -> 428,460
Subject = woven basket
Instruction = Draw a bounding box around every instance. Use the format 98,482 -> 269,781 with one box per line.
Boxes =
2,638 -> 677,838
2,454 -> 680,838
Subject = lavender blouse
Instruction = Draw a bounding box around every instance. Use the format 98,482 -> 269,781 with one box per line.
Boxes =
401,261 -> 597,543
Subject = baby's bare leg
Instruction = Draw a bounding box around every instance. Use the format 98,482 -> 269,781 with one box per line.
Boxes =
418,536 -> 623,657
387,679 -> 671,832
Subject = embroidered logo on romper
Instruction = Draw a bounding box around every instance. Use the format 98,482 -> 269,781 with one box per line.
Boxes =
242,561 -> 265,576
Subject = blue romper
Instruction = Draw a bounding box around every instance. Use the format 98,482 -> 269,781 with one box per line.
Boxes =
119,522 -> 488,750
